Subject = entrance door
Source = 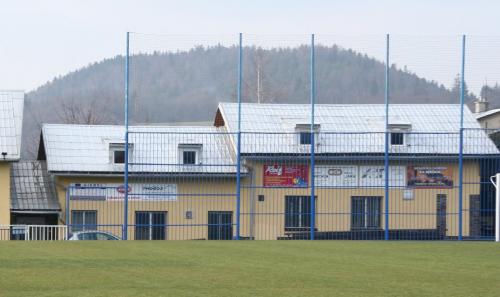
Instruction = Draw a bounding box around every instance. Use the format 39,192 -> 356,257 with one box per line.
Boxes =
208,211 -> 233,240
351,197 -> 382,230
437,194 -> 447,238
285,196 -> 313,231
135,211 -> 167,240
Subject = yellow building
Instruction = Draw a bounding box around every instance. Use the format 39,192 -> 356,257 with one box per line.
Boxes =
38,103 -> 500,240
0,91 -> 24,229
39,124 -> 240,240
216,103 -> 497,240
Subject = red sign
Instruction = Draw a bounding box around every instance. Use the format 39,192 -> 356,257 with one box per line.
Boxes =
263,164 -> 309,187
116,185 -> 132,194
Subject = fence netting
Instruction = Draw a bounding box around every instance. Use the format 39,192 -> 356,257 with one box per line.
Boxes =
60,34 -> 500,240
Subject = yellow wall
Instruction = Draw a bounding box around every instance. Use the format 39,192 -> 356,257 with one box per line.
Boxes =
0,162 -> 10,226
54,160 -> 481,240
55,176 -> 236,240
243,160 -> 480,240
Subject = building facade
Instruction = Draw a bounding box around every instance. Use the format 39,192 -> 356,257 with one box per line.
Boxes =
38,103 -> 499,240
0,91 -> 24,228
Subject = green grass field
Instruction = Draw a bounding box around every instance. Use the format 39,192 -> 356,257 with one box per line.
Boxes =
0,242 -> 499,297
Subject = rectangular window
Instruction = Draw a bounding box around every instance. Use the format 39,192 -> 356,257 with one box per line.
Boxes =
183,150 -> 197,165
109,143 -> 132,164
285,196 -> 316,231
299,132 -> 312,145
390,132 -> 404,145
135,211 -> 167,240
295,124 -> 320,146
351,197 -> 381,230
178,144 -> 202,165
71,210 -> 97,232
113,150 -> 125,164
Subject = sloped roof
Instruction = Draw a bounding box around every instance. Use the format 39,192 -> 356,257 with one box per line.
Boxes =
10,161 -> 60,211
0,91 -> 24,161
475,109 -> 500,120
217,103 -> 499,155
41,124 -> 238,174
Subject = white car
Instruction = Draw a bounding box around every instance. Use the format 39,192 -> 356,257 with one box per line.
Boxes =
69,231 -> 120,240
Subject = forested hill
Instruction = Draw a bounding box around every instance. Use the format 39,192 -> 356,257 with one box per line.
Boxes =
23,45 -> 473,158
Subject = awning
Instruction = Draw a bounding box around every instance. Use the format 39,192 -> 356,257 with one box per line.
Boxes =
10,161 -> 61,211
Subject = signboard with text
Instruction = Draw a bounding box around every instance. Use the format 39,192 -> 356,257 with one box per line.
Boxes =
315,165 -> 358,187
263,164 -> 309,187
359,166 -> 406,187
69,183 -> 178,201
407,166 -> 453,188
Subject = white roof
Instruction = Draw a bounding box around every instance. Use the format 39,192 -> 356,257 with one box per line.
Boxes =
475,109 -> 500,120
0,91 -> 24,161
218,103 -> 499,155
42,124 -> 238,174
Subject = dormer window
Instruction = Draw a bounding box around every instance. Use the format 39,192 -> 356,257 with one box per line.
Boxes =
114,150 -> 125,164
179,144 -> 202,165
295,124 -> 320,145
390,132 -> 404,145
388,123 -> 411,146
109,143 -> 132,164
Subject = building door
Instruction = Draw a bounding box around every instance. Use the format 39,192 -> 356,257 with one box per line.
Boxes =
135,211 -> 167,240
285,196 -> 315,231
436,194 -> 447,239
208,211 -> 233,240
351,197 -> 382,230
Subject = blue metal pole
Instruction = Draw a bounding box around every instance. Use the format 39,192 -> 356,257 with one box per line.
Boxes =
458,35 -> 466,241
384,34 -> 390,241
310,34 -> 316,241
65,186 -> 70,239
123,32 -> 130,240
235,32 -> 242,240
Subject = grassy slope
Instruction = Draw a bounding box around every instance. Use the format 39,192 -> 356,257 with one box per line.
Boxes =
0,241 -> 499,297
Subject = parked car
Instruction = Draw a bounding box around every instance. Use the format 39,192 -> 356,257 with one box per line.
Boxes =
69,231 -> 120,240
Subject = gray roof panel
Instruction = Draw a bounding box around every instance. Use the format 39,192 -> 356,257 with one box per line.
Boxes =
10,161 -> 60,211
0,91 -> 24,161
42,124 -> 238,174
218,103 -> 499,155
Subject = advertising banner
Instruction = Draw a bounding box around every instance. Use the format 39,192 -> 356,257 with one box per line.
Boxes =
263,164 -> 308,187
70,183 -> 178,201
359,166 -> 406,187
315,165 -> 358,187
407,166 -> 453,188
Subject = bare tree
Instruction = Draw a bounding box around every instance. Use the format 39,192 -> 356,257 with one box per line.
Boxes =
57,99 -> 105,124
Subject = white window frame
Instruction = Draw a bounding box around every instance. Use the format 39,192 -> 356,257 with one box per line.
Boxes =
390,131 -> 405,146
295,124 -> 320,146
109,143 -> 133,165
388,124 -> 411,147
178,144 -> 203,165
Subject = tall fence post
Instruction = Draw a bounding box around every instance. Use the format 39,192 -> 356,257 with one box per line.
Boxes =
384,34 -> 390,241
458,34 -> 466,241
235,32 -> 242,240
123,31 -> 130,240
490,174 -> 500,242
65,187 -> 70,238
310,34 -> 316,241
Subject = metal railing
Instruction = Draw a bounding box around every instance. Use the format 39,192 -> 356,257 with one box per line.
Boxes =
0,225 -> 68,241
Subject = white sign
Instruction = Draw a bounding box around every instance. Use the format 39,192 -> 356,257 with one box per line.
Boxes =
359,166 -> 406,188
403,189 -> 414,200
70,183 -> 177,201
315,165 -> 358,187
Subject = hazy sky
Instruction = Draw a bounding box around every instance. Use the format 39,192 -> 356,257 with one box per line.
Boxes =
2,0 -> 500,93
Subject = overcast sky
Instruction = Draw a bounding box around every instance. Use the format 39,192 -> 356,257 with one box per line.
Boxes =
1,0 -> 500,93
